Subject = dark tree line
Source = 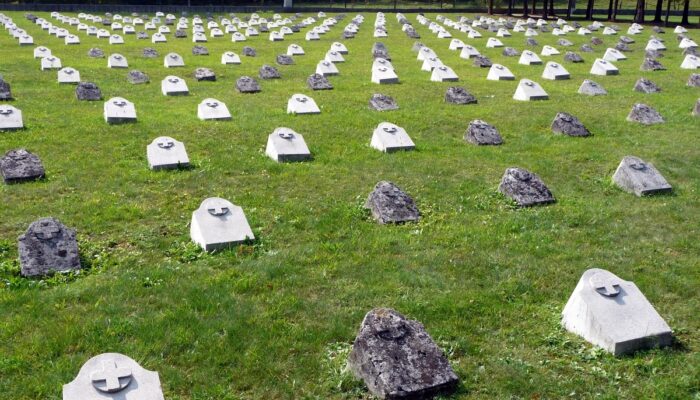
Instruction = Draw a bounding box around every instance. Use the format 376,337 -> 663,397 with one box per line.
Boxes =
495,0 -> 693,25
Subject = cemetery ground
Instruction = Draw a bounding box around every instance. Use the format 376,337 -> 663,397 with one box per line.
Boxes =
1,10 -> 699,400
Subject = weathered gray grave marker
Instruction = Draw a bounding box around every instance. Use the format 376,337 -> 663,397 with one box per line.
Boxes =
18,217 -> 79,277
347,308 -> 458,397
612,156 -> 672,196
499,167 -> 555,206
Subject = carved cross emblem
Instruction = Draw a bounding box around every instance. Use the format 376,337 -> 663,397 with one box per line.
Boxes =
90,360 -> 132,393
207,204 -> 229,216
589,271 -> 621,297
35,221 -> 60,240
157,137 -> 174,148
630,161 -> 648,171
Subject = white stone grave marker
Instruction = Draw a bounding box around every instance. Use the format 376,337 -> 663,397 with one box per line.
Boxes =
287,94 -> 320,114
147,136 -> 190,170
542,61 -> 570,80
519,50 -> 542,65
197,98 -> 231,120
460,45 -> 480,59
221,51 -> 241,65
603,47 -> 626,61
486,37 -> 504,48
681,54 -> 699,69
513,79 -> 549,101
63,353 -> 165,400
104,97 -> 136,124
431,65 -> 458,82
57,67 -> 80,84
562,268 -> 672,355
161,76 -> 188,96
41,56 -> 62,70
64,34 -> 80,45
33,46 -> 51,58
164,52 -> 184,67
371,122 -> 415,152
541,45 -> 560,56
265,127 -> 311,162
316,60 -> 339,76
287,44 -> 304,56
487,63 -> 515,80
590,58 -> 619,75
108,54 -> 128,68
190,197 -> 254,251
109,34 -> 124,44
0,105 -> 23,130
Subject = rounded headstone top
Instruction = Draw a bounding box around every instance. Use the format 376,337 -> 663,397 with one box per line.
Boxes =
276,127 -> 295,139
5,148 -> 31,160
380,122 -> 398,133
63,352 -> 164,400
153,136 -> 176,148
0,105 -> 17,115
108,97 -> 130,106
587,268 -> 622,297
200,197 -> 233,216
624,156 -> 649,171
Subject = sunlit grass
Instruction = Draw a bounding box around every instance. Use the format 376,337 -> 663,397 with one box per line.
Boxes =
0,10 -> 699,400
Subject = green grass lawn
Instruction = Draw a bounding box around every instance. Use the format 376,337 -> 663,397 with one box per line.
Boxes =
0,10 -> 699,400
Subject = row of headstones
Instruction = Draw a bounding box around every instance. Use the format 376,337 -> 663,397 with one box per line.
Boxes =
38,11 -> 329,36
22,39 -> 348,92
408,20 -> 700,76
72,44 -> 348,72
425,12 -> 690,40
417,12 -> 699,71
450,32 -> 700,60
59,261 -> 673,400
370,41 -> 699,111
0,116 -> 676,208
8,11 -> 324,50
2,70 -> 698,130
417,43 -> 700,95
41,10 -> 346,45
448,37 -> 699,66
8,20 -> 354,113
23,14 -> 350,78
0,90 -> 322,129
